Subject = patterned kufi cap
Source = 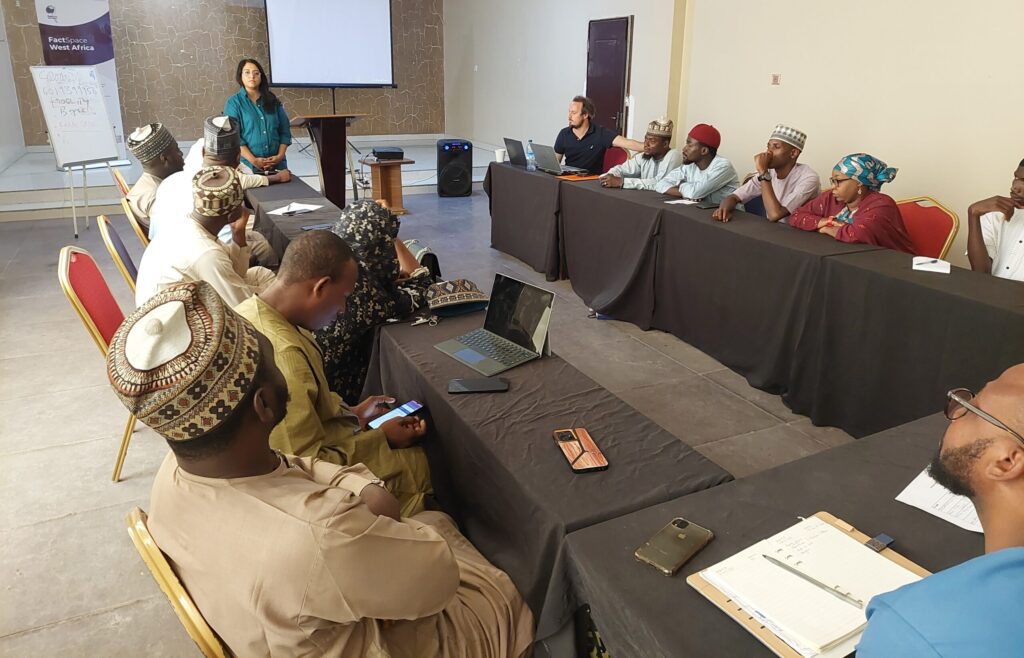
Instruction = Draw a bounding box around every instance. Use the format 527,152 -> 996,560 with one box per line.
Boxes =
203,115 -> 240,155
192,166 -> 244,217
769,124 -> 807,151
646,117 -> 674,138
127,123 -> 175,164
105,281 -> 262,442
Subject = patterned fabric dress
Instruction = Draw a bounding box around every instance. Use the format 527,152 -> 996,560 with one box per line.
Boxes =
315,201 -> 431,403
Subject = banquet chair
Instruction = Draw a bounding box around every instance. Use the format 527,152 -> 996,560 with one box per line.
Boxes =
126,508 -> 227,658
602,146 -> 629,173
97,215 -> 138,293
110,167 -> 131,196
897,196 -> 959,259
57,246 -> 136,482
121,198 -> 151,247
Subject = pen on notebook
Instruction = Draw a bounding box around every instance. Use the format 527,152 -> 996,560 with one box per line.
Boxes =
761,554 -> 864,609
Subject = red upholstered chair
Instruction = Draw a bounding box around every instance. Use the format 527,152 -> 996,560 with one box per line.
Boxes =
58,246 -> 136,482
111,168 -> 130,197
897,197 -> 960,259
602,146 -> 629,173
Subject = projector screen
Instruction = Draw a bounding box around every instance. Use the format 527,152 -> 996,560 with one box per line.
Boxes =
265,0 -> 395,87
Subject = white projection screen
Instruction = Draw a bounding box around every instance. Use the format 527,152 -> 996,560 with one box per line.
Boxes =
265,0 -> 395,87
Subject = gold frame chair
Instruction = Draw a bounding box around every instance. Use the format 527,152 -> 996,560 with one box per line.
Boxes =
121,198 -> 151,248
897,196 -> 960,260
96,214 -> 136,293
57,246 -> 136,481
111,167 -> 131,196
126,508 -> 227,658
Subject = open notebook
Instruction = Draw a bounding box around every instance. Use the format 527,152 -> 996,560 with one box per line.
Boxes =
694,515 -> 922,658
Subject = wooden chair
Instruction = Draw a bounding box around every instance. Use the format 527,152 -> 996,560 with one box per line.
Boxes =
121,198 -> 151,247
97,215 -> 138,293
897,196 -> 960,259
57,246 -> 135,482
602,146 -> 629,173
126,508 -> 227,658
111,167 -> 131,197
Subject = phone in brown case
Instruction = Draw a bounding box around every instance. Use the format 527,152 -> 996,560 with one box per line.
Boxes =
552,428 -> 609,473
634,518 -> 714,576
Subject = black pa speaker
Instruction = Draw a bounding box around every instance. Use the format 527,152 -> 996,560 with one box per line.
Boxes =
437,139 -> 472,197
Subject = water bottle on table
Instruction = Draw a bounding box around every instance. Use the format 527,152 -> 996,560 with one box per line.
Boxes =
526,139 -> 536,171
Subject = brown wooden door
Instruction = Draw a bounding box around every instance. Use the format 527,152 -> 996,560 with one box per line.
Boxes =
586,17 -> 633,134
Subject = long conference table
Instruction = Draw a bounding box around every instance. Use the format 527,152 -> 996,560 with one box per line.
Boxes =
565,413 -> 984,657
486,162 -> 1024,437
362,312 -> 732,639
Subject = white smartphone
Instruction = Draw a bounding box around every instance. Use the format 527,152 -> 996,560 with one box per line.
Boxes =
367,400 -> 424,430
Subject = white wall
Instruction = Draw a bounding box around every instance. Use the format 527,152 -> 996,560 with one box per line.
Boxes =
444,0 -> 676,150
679,0 -> 1024,266
0,3 -> 25,173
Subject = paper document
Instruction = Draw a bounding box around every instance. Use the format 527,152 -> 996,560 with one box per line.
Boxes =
699,516 -> 921,658
896,468 -> 982,533
665,199 -> 699,205
912,256 -> 951,274
268,202 -> 323,216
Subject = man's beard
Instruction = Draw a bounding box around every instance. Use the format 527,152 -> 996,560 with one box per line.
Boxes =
927,438 -> 993,498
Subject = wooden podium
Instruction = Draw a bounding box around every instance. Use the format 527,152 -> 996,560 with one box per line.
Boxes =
292,114 -> 366,208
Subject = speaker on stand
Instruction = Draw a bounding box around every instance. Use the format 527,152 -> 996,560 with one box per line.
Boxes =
437,139 -> 473,197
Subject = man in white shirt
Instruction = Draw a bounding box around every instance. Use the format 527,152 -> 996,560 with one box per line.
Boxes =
712,124 -> 821,223
124,123 -> 184,236
966,159 -> 1024,282
148,116 -> 288,267
135,165 -> 276,307
599,117 -> 682,191
655,123 -> 739,204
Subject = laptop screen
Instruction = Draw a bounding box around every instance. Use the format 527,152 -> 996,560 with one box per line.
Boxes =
484,274 -> 555,353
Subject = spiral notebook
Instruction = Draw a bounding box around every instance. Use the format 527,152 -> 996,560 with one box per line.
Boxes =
688,512 -> 930,658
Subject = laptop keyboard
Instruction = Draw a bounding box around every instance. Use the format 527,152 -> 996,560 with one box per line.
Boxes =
456,329 -> 537,367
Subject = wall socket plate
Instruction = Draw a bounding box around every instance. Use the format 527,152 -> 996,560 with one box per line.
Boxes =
770,73 -> 782,85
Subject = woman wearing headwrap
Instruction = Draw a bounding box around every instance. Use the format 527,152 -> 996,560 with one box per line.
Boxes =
316,200 -> 432,403
789,153 -> 915,253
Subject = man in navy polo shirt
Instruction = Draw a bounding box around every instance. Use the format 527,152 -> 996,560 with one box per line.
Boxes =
554,95 -> 644,174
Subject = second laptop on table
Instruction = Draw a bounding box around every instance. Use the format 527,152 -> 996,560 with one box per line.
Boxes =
435,273 -> 555,376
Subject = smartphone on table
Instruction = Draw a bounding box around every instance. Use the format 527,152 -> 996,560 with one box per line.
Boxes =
552,428 -> 608,473
448,377 -> 510,394
368,400 -> 424,430
634,517 -> 714,576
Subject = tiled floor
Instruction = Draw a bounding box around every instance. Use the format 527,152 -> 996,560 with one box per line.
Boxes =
0,192 -> 852,655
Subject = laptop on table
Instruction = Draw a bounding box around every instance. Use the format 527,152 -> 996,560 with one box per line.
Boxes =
503,138 -> 529,167
531,143 -> 588,176
435,274 -> 555,376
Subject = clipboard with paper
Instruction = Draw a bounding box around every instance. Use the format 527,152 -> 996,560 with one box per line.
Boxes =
687,512 -> 931,658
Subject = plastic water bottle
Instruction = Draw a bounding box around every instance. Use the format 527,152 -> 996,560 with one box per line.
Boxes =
526,139 -> 536,171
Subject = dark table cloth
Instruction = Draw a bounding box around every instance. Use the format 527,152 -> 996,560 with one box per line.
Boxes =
566,413 -> 984,658
484,162 -> 563,280
652,205 -> 881,391
362,312 -> 732,638
559,182 -> 666,329
247,178 -> 341,259
785,249 -> 1024,436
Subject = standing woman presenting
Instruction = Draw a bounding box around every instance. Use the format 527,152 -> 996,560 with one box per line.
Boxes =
224,58 -> 291,173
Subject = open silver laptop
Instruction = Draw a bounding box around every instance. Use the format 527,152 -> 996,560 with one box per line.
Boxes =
503,138 -> 529,167
435,273 -> 555,376
531,143 -> 588,176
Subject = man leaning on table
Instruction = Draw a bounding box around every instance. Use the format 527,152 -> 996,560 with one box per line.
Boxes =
712,124 -> 820,223
857,363 -> 1024,657
965,158 -> 1024,282
599,117 -> 682,190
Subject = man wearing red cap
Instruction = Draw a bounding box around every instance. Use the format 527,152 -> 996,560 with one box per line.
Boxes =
655,123 -> 739,203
